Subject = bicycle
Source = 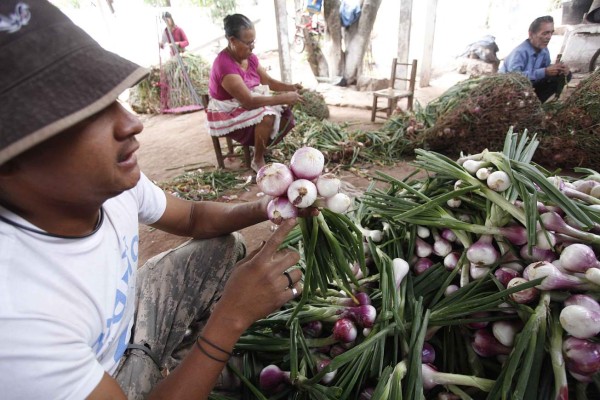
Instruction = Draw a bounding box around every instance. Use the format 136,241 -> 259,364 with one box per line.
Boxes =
293,12 -> 325,53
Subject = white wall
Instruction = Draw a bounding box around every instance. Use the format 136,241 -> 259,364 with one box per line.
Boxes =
54,0 -> 564,78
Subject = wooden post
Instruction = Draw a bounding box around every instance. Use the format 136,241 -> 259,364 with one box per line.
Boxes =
397,0 -> 413,64
274,0 -> 293,82
420,0 -> 437,87
396,0 -> 413,89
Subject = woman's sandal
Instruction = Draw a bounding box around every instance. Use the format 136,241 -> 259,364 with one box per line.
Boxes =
250,160 -> 264,174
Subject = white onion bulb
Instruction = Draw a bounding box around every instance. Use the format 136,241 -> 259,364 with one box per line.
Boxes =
325,193 -> 352,213
316,173 -> 341,197
267,197 -> 298,224
256,163 -> 294,196
287,179 -> 318,208
290,147 -> 325,180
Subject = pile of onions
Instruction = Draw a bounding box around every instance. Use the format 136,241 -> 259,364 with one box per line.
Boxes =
257,147 -> 352,223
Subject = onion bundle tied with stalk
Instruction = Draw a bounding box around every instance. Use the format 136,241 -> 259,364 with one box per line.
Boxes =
258,146 -> 366,304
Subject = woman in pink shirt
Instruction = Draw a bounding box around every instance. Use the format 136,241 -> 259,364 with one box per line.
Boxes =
160,12 -> 189,56
207,14 -> 303,172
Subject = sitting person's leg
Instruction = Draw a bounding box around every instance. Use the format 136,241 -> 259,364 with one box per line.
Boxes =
533,72 -> 572,103
252,114 -> 275,172
115,233 -> 246,399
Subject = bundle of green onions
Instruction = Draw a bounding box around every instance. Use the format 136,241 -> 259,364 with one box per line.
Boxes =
220,129 -> 600,400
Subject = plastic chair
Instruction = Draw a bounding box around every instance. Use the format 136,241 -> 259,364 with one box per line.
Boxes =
371,59 -> 418,121
201,94 -> 252,169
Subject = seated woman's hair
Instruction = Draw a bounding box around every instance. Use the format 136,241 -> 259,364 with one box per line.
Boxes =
224,14 -> 254,39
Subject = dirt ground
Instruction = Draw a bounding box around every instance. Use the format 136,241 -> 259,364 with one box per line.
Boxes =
135,103 -> 420,265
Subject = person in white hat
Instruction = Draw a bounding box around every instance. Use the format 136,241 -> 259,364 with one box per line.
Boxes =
0,1 -> 310,399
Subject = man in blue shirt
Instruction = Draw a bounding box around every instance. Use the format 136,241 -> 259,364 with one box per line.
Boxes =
500,15 -> 571,103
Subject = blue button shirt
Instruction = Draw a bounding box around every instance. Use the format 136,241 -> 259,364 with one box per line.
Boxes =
499,39 -> 550,82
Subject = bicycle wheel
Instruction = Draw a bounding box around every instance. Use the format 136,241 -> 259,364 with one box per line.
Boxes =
293,34 -> 305,53
590,48 -> 600,72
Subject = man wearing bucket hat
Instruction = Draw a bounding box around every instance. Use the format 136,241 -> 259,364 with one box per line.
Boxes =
499,15 -> 572,103
0,1 -> 309,399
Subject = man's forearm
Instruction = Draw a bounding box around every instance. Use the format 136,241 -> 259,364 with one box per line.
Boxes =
190,200 -> 268,239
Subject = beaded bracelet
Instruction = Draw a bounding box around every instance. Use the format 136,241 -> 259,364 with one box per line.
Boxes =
195,339 -> 228,363
198,335 -> 232,357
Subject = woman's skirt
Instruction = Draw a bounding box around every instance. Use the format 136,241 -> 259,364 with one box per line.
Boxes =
205,88 -> 296,146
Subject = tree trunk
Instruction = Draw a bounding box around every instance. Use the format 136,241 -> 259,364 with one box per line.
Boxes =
324,0 -> 343,80
299,0 -> 381,84
342,0 -> 381,84
305,32 -> 330,77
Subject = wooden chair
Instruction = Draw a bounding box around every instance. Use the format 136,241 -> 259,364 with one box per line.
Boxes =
200,94 -> 252,169
371,58 -> 418,122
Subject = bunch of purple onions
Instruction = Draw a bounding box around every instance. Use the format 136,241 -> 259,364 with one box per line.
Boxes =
257,146 -> 352,223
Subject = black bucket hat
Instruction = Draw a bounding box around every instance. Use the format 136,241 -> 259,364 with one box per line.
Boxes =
0,0 -> 148,164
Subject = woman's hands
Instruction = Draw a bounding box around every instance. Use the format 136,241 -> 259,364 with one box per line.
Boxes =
278,91 -> 304,106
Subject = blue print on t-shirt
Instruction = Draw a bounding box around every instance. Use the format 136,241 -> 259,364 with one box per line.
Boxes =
113,235 -> 139,361
91,234 -> 139,361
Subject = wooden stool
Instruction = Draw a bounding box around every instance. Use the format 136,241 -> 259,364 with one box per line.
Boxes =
210,136 -> 252,169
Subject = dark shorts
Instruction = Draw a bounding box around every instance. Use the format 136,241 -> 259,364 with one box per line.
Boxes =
114,233 -> 245,399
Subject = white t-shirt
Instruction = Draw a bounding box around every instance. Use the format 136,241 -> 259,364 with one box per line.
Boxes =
0,173 -> 167,400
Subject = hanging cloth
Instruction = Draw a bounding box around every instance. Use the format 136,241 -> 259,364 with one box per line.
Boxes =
340,0 -> 361,27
